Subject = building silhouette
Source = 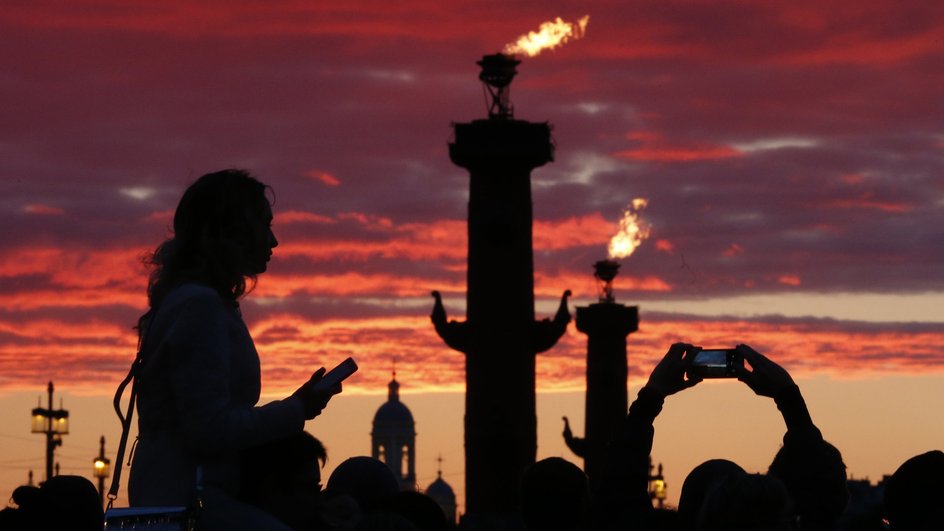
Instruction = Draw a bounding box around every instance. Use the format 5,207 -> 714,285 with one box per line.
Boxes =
425,457 -> 457,526
432,53 -> 571,521
371,372 -> 416,490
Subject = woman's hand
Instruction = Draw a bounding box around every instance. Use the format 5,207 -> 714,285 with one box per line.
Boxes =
292,368 -> 342,420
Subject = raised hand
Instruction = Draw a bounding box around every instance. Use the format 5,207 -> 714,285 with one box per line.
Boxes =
644,343 -> 702,397
291,367 -> 342,420
734,344 -> 795,398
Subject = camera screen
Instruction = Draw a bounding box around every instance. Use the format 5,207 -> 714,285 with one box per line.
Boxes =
693,350 -> 728,367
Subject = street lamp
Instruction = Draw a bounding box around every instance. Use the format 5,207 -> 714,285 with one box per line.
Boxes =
92,435 -> 111,507
648,459 -> 667,509
30,381 -> 69,482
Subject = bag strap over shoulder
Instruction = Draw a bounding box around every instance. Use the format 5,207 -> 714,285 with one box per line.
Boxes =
107,310 -> 153,509
107,351 -> 143,508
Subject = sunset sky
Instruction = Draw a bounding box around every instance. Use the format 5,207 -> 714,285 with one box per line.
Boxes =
2,0 -> 942,512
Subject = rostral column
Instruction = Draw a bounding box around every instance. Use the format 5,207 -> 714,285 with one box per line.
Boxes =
431,53 -> 571,520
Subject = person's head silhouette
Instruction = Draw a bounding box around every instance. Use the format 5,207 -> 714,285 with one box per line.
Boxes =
520,457 -> 589,531
678,459 -> 745,531
768,438 -> 846,529
883,450 -> 944,531
240,431 -> 328,529
696,472 -> 794,531
145,169 -> 277,313
9,475 -> 103,531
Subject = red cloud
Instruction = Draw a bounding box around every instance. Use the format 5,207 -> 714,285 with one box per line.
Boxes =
655,239 -> 675,253
782,24 -> 943,66
0,288 -> 142,311
822,196 -> 912,213
0,247 -> 145,289
533,213 -> 614,251
1,308 -> 941,396
534,270 -> 672,299
273,227 -> 466,264
278,210 -> 336,225
22,204 -> 64,216
249,313 -> 944,394
303,170 -> 341,187
256,272 -> 464,298
614,131 -> 742,163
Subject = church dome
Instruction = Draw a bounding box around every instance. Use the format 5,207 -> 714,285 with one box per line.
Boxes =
425,466 -> 457,525
371,377 -> 415,435
426,474 -> 455,500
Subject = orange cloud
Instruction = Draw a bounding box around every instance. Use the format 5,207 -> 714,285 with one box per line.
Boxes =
533,213 -> 614,251
1,309 -> 941,396
303,170 -> 341,186
274,224 -> 466,263
278,210 -> 336,225
614,131 -> 742,163
0,246 -> 145,289
778,275 -> 802,287
0,288 -> 142,311
256,272 -> 464,298
269,215 -> 479,264
534,269 -> 672,299
249,315 -> 944,394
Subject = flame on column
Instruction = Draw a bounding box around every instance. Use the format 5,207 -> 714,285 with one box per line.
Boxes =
608,198 -> 651,260
503,16 -> 590,57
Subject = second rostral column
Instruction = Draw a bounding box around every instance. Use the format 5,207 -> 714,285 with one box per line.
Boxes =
431,54 -> 571,520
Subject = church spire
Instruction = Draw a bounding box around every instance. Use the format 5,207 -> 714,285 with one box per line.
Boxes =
372,365 -> 415,491
388,372 -> 400,402
389,357 -> 400,402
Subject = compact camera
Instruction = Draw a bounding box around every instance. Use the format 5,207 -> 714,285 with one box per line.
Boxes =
687,348 -> 742,379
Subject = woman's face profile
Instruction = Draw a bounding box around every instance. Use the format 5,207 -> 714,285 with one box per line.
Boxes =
241,199 -> 278,275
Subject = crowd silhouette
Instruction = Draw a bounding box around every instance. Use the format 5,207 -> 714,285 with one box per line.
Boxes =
2,170 -> 940,530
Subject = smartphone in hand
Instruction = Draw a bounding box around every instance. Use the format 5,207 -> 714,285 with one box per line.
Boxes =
314,357 -> 358,391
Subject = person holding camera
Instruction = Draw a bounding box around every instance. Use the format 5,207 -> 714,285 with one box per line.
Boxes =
736,345 -> 848,531
592,342 -> 701,529
593,343 -> 846,531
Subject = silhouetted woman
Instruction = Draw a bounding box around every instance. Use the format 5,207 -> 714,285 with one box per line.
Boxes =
129,169 -> 338,530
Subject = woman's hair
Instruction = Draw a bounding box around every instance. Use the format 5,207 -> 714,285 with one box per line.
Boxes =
139,169 -> 272,331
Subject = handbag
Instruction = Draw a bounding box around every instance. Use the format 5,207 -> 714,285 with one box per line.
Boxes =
104,312 -> 201,530
104,506 -> 196,530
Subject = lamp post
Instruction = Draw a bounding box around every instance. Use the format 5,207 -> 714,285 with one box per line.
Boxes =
31,381 -> 69,482
648,459 -> 667,509
92,435 -> 111,507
